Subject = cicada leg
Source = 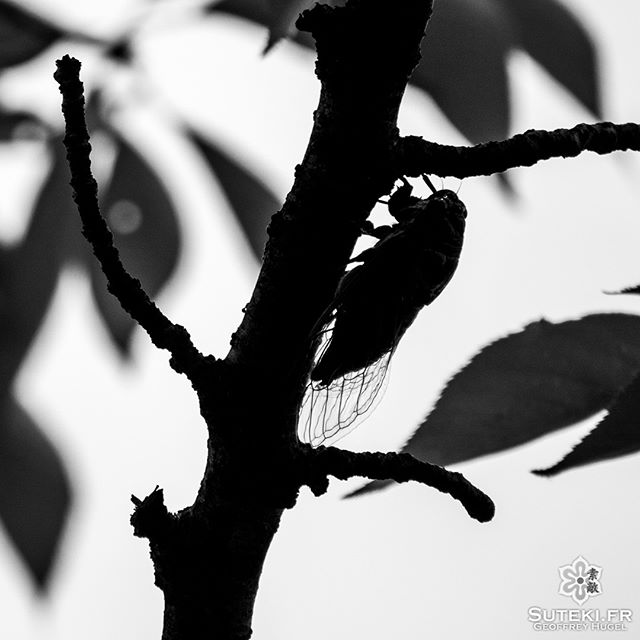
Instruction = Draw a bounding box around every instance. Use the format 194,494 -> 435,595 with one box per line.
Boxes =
421,174 -> 438,193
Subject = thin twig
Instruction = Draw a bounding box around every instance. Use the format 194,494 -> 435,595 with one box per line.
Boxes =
397,122 -> 640,179
54,55 -> 205,379
304,446 -> 495,523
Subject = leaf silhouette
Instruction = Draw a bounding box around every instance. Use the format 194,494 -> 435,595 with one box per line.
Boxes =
89,129 -> 182,357
349,314 -> 640,497
0,0 -> 61,69
495,0 -> 600,116
534,371 -> 640,476
0,396 -> 72,591
188,130 -> 281,259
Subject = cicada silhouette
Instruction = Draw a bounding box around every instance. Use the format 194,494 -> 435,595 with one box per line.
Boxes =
299,176 -> 467,446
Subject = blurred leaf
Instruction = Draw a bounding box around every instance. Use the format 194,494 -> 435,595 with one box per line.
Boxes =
188,130 -> 281,259
605,283 -> 640,296
534,372 -> 640,476
208,0 -> 311,51
264,0 -> 312,52
28,137 -> 86,264
495,171 -> 516,198
495,0 -> 600,116
0,395 -> 71,591
0,140 -> 72,391
103,37 -> 134,64
414,0 -> 514,143
207,0 -> 270,24
0,0 -> 61,69
349,314 -> 640,497
89,129 -> 181,357
0,109 -> 41,140
0,248 -> 58,391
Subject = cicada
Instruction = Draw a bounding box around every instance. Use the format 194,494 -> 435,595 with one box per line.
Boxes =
299,176 -> 467,446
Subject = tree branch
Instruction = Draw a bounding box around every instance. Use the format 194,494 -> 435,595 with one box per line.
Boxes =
53,55 -> 207,381
397,122 -> 640,179
302,446 -> 494,523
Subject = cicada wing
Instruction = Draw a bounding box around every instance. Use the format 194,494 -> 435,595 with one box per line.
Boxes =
299,321 -> 392,447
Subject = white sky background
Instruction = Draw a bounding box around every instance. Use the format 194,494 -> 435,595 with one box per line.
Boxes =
0,0 -> 639,638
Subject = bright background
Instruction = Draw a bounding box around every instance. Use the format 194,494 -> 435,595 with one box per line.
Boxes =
0,0 -> 639,638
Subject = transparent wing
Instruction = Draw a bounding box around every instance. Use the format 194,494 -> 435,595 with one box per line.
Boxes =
299,319 -> 392,447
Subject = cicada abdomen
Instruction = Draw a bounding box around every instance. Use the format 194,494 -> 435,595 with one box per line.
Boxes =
299,179 -> 467,447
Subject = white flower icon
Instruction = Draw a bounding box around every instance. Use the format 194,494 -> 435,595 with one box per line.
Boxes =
558,556 -> 602,605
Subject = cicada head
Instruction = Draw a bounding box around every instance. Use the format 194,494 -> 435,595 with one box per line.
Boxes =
427,189 -> 467,220
409,189 -> 467,255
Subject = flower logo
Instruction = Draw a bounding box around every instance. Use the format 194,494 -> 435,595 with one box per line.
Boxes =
558,556 -> 603,605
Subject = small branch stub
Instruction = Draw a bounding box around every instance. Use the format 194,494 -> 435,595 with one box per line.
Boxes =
130,487 -> 172,540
